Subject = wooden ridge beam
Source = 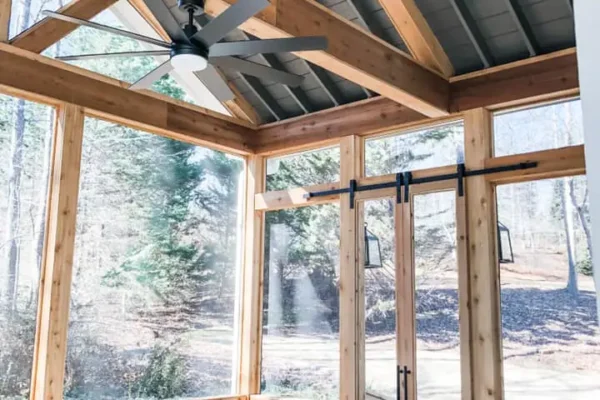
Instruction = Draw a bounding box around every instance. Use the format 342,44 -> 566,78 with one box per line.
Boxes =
10,0 -> 118,53
203,0 -> 450,117
379,0 -> 454,77
0,43 -> 255,154
255,48 -> 579,153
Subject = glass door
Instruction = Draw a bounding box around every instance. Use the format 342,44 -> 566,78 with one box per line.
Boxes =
397,187 -> 470,400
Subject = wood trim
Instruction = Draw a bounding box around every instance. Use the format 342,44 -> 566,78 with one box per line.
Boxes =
10,0 -> 119,53
31,103 -> 85,400
239,156 -> 266,395
463,108 -> 503,400
339,136 -> 360,400
204,0 -> 450,118
379,0 -> 454,77
0,43 -> 255,154
486,145 -> 586,184
0,0 -> 10,42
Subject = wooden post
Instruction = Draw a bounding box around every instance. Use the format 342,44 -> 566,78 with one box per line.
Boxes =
339,136 -> 361,400
238,155 -> 265,395
463,108 -> 503,400
0,0 -> 10,42
30,103 -> 85,400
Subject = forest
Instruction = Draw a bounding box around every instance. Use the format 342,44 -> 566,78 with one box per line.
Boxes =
1,1 -> 599,400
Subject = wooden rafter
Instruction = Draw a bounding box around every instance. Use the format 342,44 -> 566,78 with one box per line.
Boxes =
203,0 -> 450,117
10,0 -> 118,53
256,48 -> 579,153
0,0 -> 10,42
379,0 -> 454,77
0,43 -> 255,154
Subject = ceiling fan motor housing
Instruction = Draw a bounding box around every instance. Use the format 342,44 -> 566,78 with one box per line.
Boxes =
178,0 -> 205,13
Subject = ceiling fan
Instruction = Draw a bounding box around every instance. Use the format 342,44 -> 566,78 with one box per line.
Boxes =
43,0 -> 327,93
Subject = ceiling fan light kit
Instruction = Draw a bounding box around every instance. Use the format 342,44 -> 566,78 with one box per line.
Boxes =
43,0 -> 328,98
170,44 -> 209,72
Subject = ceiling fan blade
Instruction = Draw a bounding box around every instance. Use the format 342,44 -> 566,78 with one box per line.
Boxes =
130,59 -> 174,90
192,0 -> 270,47
210,56 -> 304,87
57,50 -> 171,62
194,65 -> 236,102
42,11 -> 171,48
209,37 -> 328,57
142,0 -> 191,43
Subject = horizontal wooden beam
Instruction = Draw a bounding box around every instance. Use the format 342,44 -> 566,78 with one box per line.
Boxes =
204,0 -> 450,117
256,96 -> 428,154
256,48 -> 579,153
0,43 -> 255,154
485,144 -> 585,184
255,181 -> 340,211
254,145 -> 585,211
10,0 -> 118,53
450,48 -> 578,112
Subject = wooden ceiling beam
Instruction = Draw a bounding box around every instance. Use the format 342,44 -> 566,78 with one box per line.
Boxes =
10,0 -> 118,53
203,0 -> 450,118
256,48 -> 579,154
450,48 -> 578,112
379,0 -> 455,77
0,43 -> 255,154
0,0 -> 10,42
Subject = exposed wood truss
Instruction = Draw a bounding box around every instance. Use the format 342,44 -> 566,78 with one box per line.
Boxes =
203,0 -> 450,117
10,0 -> 118,53
0,43 -> 255,154
379,0 -> 454,77
0,0 -> 10,42
256,48 -> 578,154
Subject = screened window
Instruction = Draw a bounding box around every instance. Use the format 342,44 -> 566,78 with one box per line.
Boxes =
266,147 -> 340,191
494,99 -> 583,157
65,117 -> 244,399
497,177 -> 599,399
0,94 -> 54,398
365,122 -> 464,177
262,204 -> 340,399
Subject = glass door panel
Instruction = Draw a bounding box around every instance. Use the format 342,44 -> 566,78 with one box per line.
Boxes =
362,199 -> 397,399
412,191 -> 462,400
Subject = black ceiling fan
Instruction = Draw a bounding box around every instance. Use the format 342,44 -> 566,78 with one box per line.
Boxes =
43,0 -> 327,93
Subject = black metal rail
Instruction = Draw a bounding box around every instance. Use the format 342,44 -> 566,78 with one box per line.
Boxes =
304,161 -> 538,208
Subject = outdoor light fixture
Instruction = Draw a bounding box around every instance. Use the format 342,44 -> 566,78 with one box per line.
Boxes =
498,221 -> 514,263
364,224 -> 383,269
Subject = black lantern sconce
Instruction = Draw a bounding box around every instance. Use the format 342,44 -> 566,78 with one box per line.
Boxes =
364,224 -> 383,269
498,221 -> 514,264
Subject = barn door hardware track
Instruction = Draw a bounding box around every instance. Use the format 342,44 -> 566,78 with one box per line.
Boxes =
304,161 -> 538,208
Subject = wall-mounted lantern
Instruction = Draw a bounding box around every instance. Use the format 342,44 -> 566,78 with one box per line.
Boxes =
364,224 -> 383,269
498,221 -> 514,263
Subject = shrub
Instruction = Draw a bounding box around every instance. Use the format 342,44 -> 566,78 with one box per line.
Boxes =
577,255 -> 594,276
133,345 -> 187,399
